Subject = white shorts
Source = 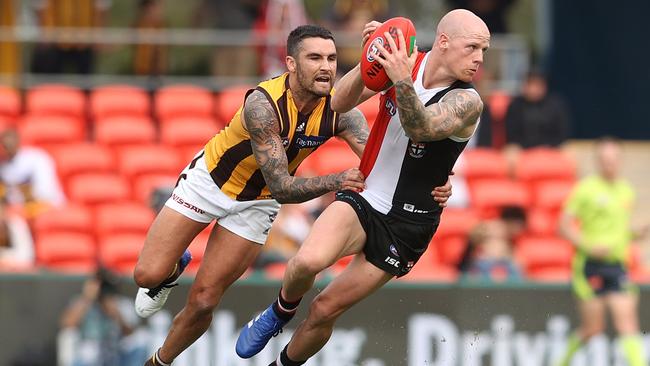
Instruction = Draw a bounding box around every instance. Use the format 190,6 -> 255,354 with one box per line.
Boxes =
165,151 -> 280,244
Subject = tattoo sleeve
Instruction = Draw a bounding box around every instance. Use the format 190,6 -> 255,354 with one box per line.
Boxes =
335,108 -> 369,158
244,90 -> 342,204
394,78 -> 483,142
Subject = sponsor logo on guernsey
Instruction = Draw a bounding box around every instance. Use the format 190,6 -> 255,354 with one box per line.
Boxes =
408,142 -> 426,158
294,135 -> 328,149
172,193 -> 205,214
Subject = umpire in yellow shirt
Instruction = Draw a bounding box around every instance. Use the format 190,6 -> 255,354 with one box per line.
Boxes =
557,136 -> 649,366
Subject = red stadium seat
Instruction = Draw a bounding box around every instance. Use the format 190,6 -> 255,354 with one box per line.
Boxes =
356,93 -> 380,127
90,85 -> 150,120
214,85 -> 253,124
436,208 -> 480,241
310,139 -> 359,175
514,236 -> 574,276
186,227 -> 212,274
156,85 -> 215,120
50,143 -> 116,182
515,148 -> 576,183
526,208 -> 560,237
32,204 -> 93,236
0,86 -> 20,118
160,116 -> 219,148
26,84 -> 85,119
98,233 -> 146,274
133,173 -> 178,204
19,114 -> 85,148
94,115 -> 156,147
460,148 -> 509,182
436,235 -> 468,267
117,144 -> 181,180
67,173 -> 131,206
36,232 -> 97,273
532,180 -> 575,212
487,90 -> 511,123
469,179 -> 531,217
94,203 -> 155,237
397,246 -> 459,283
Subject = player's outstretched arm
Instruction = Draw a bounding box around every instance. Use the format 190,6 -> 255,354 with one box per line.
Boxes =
335,108 -> 369,158
244,91 -> 365,204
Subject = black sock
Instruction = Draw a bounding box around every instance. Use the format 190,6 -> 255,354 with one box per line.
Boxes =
272,289 -> 301,321
278,345 -> 306,366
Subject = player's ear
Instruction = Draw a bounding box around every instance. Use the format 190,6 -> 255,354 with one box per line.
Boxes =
286,56 -> 296,72
438,33 -> 450,51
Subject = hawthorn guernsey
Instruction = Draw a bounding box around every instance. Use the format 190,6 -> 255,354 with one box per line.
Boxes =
360,17 -> 417,91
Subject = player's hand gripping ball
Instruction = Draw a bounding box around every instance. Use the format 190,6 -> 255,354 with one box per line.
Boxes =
360,17 -> 417,92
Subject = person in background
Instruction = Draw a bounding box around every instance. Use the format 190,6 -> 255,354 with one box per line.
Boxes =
0,128 -> 66,219
133,0 -> 167,77
0,202 -> 34,269
557,137 -> 648,366
58,268 -> 148,366
457,205 -> 526,281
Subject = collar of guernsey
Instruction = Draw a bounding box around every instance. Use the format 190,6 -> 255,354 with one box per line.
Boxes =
202,73 -> 340,201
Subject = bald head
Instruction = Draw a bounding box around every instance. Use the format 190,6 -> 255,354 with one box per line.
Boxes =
437,9 -> 490,40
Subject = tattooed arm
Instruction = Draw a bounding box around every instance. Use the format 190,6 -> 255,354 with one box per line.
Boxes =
243,90 -> 365,204
395,79 -> 483,142
334,108 -> 369,158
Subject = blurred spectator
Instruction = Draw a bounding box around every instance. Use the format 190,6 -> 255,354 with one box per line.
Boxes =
556,137 -> 648,366
194,0 -> 263,78
504,69 -> 571,174
0,0 -> 21,84
0,203 -> 34,269
257,0 -> 309,78
446,0 -> 515,34
458,205 -> 527,281
30,0 -> 111,74
0,128 -> 66,218
322,0 -> 393,75
132,0 -> 167,77
57,268 -> 148,366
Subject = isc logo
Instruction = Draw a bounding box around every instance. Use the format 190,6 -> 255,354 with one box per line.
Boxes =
384,256 -> 400,268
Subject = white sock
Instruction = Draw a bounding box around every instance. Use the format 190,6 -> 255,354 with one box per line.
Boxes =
155,350 -> 172,366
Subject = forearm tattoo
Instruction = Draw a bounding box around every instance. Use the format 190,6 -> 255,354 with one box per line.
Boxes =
394,78 -> 482,141
244,91 -> 340,204
336,108 -> 369,151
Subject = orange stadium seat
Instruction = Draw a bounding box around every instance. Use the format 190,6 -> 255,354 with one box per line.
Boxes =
116,144 -> 181,180
435,235 -> 468,267
514,236 -> 574,276
0,86 -> 20,118
356,93 -> 381,126
133,173 -> 178,204
435,208 -> 480,241
94,115 -> 156,147
36,232 -> 97,273
460,148 -> 509,182
469,179 -> 531,217
214,85 -> 253,124
515,148 -> 576,183
532,179 -> 575,212
90,85 -> 150,120
156,85 -> 215,120
160,116 -> 219,148
50,143 -> 116,182
32,204 -> 93,236
98,233 -> 146,274
67,173 -> 131,206
94,203 -> 155,237
0,115 -> 16,131
19,114 -> 85,149
310,139 -> 359,175
526,208 -> 559,237
26,84 -> 86,119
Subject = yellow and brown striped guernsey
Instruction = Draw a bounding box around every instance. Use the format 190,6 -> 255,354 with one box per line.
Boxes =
204,73 -> 339,201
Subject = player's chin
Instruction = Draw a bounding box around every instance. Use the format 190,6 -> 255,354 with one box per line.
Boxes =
311,82 -> 332,96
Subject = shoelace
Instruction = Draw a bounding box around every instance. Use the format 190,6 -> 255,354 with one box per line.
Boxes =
147,283 -> 178,299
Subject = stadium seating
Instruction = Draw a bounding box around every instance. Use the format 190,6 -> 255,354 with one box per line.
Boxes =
435,208 -> 480,240
514,236 -> 574,276
531,179 -> 575,212
98,233 -> 146,274
460,148 -> 509,183
356,93 -> 380,127
186,227 -> 211,274
66,172 -> 131,206
50,143 -> 117,183
435,235 -> 468,267
94,203 -> 155,237
214,85 -> 252,124
32,204 -> 93,236
116,144 -> 181,181
36,232 -> 97,273
515,147 -> 576,183
0,86 -> 20,119
469,178 -> 531,217
19,114 -> 85,149
159,116 -> 219,148
310,139 -> 359,175
132,173 -> 178,204
156,85 -> 215,121
94,115 -> 156,147
26,84 -> 85,120
90,85 -> 150,120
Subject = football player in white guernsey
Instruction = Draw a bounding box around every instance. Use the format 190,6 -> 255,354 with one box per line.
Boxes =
236,10 -> 489,366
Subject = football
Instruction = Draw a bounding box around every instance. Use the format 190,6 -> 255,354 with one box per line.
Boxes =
360,17 -> 417,92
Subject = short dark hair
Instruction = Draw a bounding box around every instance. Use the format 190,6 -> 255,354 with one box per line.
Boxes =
287,25 -> 335,58
500,205 -> 527,223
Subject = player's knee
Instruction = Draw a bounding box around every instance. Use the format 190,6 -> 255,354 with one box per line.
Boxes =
309,294 -> 344,325
582,323 -> 604,339
133,264 -> 167,289
289,253 -> 327,277
187,285 -> 223,316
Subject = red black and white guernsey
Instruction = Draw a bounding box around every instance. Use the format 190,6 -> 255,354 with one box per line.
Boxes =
359,51 -> 480,224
